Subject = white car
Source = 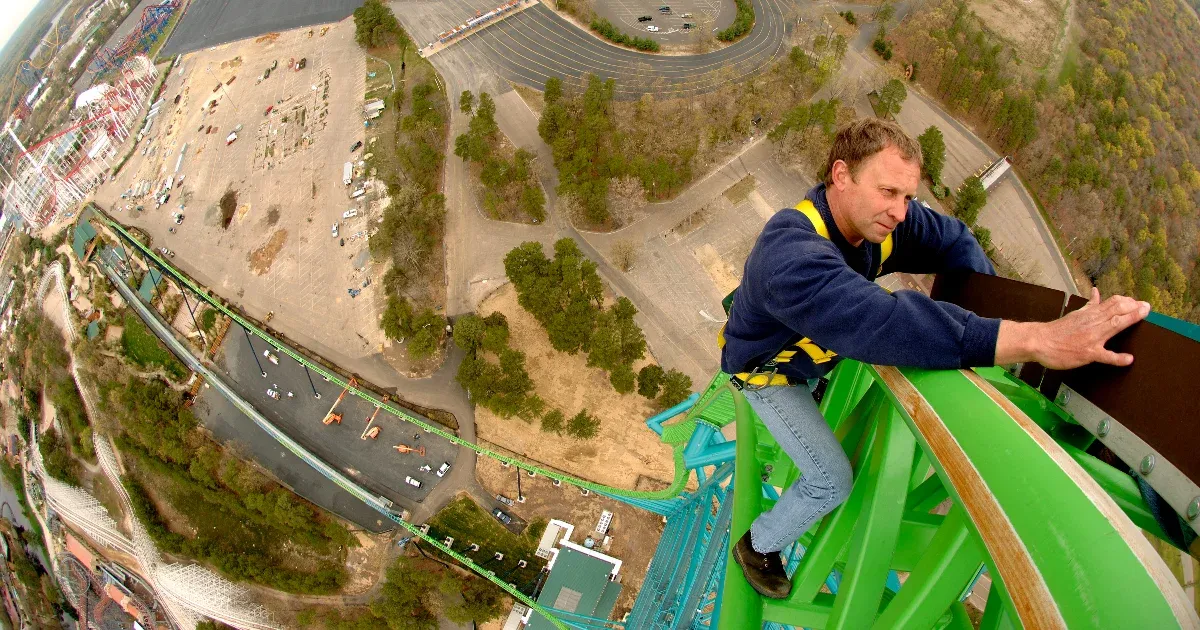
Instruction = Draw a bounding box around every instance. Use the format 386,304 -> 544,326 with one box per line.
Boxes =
262,349 -> 279,365
331,222 -> 339,238
266,389 -> 280,400
342,209 -> 358,219
646,25 -> 660,32
405,476 -> 422,488
418,464 -> 432,472
436,462 -> 451,477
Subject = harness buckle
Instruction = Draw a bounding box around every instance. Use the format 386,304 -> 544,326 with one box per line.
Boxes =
742,365 -> 778,391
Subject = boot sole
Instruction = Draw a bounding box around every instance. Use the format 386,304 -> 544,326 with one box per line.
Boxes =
733,543 -> 792,600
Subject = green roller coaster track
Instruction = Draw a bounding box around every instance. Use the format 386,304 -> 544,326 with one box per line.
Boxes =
92,209 -> 1198,629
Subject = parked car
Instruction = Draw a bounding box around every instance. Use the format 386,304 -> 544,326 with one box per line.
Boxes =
342,209 -> 358,219
405,476 -> 422,488
638,15 -> 653,21
659,5 -> 671,12
172,212 -> 184,224
331,222 -> 339,238
683,22 -> 695,29
158,247 -> 174,258
492,508 -> 512,525
266,389 -> 280,400
646,25 -> 660,32
436,462 -> 451,477
363,426 -> 381,439
262,349 -> 279,365
496,494 -> 515,506
350,140 -> 363,152
419,464 -> 432,472
680,12 -> 692,17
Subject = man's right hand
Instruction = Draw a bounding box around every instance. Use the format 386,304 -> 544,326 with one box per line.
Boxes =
995,288 -> 1151,370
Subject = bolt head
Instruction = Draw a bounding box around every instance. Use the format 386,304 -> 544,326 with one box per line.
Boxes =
1096,418 -> 1110,438
1188,497 -> 1200,521
1139,455 -> 1155,476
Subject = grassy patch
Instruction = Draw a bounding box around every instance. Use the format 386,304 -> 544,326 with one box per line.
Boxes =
723,174 -> 757,205
199,307 -> 218,333
1056,41 -> 1080,86
426,496 -> 547,588
120,313 -> 188,380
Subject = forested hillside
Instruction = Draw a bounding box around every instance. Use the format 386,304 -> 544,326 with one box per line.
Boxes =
893,0 -> 1200,320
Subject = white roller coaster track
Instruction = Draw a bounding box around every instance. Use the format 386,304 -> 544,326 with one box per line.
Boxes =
35,264 -> 276,630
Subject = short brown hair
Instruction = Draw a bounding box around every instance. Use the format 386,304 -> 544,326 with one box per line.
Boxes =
822,118 -> 922,185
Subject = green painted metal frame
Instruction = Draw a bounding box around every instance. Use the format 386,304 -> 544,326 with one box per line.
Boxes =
719,361 -> 1196,629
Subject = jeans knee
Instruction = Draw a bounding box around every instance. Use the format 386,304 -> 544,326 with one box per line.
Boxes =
826,456 -> 853,505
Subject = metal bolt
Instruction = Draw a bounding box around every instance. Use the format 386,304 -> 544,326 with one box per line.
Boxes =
1057,389 -> 1071,405
1188,498 -> 1200,522
1096,419 -> 1110,438
1139,455 -> 1155,476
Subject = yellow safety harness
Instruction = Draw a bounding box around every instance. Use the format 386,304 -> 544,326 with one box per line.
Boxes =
718,199 -> 893,390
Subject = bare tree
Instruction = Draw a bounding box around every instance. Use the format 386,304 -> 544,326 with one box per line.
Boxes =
612,239 -> 639,272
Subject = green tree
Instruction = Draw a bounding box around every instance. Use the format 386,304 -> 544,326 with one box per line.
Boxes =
610,364 -> 636,394
541,409 -> 565,434
955,176 -> 987,226
407,309 -> 445,360
443,574 -> 506,623
917,126 -> 946,184
637,364 -> 665,398
452,314 -> 486,352
566,409 -> 601,439
370,557 -> 439,629
874,2 -> 895,25
876,78 -> 907,118
381,295 -> 414,341
352,0 -> 408,48
658,369 -> 693,408
459,90 -> 474,115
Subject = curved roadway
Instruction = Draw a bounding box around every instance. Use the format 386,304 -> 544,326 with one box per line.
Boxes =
435,0 -> 789,98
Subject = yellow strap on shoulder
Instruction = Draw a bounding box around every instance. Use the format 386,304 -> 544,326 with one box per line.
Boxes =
793,199 -> 893,265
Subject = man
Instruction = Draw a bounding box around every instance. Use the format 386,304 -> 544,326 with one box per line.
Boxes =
721,118 -> 1150,599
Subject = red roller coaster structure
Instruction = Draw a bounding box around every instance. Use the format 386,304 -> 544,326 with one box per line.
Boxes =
90,1 -> 181,76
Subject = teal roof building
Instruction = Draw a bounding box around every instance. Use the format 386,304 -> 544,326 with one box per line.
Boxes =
525,540 -> 623,629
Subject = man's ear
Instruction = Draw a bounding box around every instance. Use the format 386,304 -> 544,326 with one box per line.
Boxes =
830,160 -> 849,191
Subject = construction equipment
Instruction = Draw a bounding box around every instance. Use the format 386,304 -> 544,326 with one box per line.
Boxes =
361,426 -> 381,440
322,412 -> 341,425
393,443 -> 426,456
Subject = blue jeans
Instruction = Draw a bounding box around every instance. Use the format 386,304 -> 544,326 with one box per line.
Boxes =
743,383 -> 853,554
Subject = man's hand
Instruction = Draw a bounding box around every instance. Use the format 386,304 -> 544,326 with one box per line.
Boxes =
995,288 -> 1151,370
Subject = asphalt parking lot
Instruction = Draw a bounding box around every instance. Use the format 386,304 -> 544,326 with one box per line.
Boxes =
213,322 -> 460,510
193,385 -> 397,533
162,0 -> 363,57
592,0 -> 736,44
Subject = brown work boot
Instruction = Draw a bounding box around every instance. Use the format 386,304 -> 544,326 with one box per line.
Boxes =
733,530 -> 792,599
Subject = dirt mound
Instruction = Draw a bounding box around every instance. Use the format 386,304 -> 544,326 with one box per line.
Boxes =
248,229 -> 288,275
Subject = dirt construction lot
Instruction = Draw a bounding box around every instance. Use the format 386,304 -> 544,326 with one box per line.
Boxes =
474,284 -> 679,489
93,20 -> 386,364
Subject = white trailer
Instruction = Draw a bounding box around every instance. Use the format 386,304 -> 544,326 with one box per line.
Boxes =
343,161 -> 353,186
979,156 -> 1012,191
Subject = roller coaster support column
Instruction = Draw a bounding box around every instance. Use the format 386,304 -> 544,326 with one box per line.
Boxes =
303,365 -> 321,399
177,282 -> 205,347
242,325 -> 266,377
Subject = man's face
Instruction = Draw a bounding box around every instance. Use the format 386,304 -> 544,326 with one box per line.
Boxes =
830,145 -> 920,244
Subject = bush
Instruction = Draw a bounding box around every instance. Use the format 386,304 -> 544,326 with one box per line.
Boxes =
590,17 -> 660,51
637,364 -> 665,398
840,11 -> 857,25
717,0 -> 755,41
609,364 -> 636,394
657,369 -> 693,408
541,409 -> 565,434
566,409 -> 601,439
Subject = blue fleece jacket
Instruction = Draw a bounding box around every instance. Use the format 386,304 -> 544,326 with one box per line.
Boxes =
720,183 -> 1002,381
